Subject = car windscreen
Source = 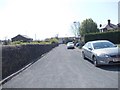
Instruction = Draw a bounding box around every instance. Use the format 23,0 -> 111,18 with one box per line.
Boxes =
93,42 -> 116,49
68,42 -> 74,44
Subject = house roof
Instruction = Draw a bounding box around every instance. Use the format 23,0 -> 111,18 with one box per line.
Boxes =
12,34 -> 33,39
100,23 -> 117,30
99,20 -> 118,30
20,35 -> 32,39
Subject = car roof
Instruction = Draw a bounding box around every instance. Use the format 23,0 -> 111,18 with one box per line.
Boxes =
68,42 -> 73,43
87,40 -> 110,44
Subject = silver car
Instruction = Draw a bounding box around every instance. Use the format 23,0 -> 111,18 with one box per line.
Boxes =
67,42 -> 74,49
82,40 -> 120,66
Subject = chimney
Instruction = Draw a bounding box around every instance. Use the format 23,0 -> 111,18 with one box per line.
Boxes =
108,19 -> 111,25
100,24 -> 102,27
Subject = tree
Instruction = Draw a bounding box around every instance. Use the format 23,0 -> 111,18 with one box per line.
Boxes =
71,21 -> 80,37
80,18 -> 98,36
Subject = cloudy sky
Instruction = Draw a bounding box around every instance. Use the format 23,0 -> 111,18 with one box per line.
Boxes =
0,0 -> 119,40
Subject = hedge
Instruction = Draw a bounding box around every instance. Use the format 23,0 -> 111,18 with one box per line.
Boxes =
2,44 -> 58,79
84,30 -> 120,44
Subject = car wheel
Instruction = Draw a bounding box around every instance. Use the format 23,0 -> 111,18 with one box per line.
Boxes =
93,56 -> 99,67
82,52 -> 86,59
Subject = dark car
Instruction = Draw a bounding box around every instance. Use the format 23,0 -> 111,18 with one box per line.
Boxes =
76,43 -> 80,47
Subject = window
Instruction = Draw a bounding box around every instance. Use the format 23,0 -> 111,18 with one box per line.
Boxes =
88,43 -> 92,49
93,41 -> 115,49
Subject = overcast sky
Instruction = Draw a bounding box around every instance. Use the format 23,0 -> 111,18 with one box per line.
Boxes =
0,0 -> 119,40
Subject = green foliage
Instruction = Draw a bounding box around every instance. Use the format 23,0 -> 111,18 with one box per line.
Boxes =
49,38 -> 59,44
10,41 -> 49,45
80,18 -> 99,36
11,41 -> 23,45
10,38 -> 58,45
84,30 -> 120,44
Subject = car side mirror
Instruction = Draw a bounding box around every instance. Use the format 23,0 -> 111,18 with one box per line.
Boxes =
114,45 -> 117,47
88,47 -> 93,50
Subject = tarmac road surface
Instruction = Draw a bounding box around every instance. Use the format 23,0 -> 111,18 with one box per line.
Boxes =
2,44 -> 120,88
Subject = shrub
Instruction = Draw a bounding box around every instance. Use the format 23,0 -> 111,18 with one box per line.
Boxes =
49,38 -> 59,44
2,44 -> 58,79
84,30 -> 120,44
11,41 -> 23,45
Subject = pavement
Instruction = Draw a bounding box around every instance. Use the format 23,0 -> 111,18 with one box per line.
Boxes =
2,44 -> 120,88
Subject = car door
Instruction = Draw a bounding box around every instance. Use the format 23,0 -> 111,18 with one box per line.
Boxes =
86,43 -> 93,60
83,43 -> 89,57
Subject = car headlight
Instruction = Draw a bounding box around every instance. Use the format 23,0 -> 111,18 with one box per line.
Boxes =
99,54 -> 110,58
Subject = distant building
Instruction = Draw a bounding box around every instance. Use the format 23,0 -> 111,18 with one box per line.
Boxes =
11,34 -> 33,42
58,37 -> 80,44
99,20 -> 118,32
58,38 -> 64,44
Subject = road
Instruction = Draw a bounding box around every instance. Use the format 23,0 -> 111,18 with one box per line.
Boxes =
2,44 -> 120,88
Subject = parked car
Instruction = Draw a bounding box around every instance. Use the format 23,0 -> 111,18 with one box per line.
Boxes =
76,42 -> 80,47
75,42 -> 84,48
67,42 -> 74,49
82,40 -> 120,66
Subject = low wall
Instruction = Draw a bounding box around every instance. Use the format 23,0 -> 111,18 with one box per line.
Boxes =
2,44 -> 58,79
